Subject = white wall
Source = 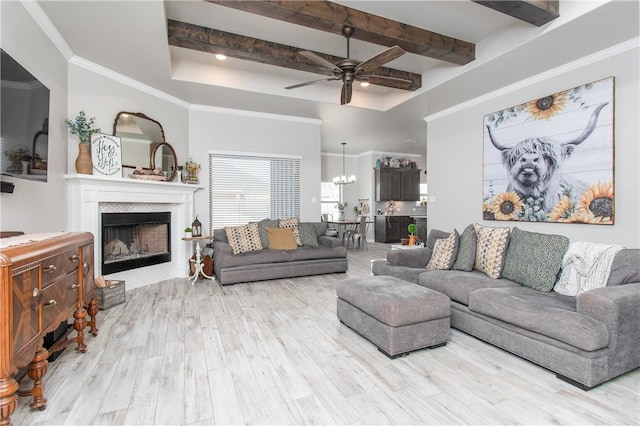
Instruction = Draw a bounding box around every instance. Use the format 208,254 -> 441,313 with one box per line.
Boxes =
426,45 -> 640,247
189,107 -> 322,232
0,1 -> 69,232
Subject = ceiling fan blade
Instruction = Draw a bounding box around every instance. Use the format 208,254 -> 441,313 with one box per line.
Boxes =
340,82 -> 353,105
355,45 -> 405,74
299,50 -> 342,74
285,77 -> 340,90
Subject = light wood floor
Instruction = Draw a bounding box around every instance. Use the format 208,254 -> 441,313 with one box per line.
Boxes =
12,242 -> 640,425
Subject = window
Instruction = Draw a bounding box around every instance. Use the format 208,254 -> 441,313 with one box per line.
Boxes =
320,181 -> 340,220
210,153 -> 300,229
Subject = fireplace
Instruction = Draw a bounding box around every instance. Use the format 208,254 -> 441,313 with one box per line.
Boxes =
101,212 -> 171,274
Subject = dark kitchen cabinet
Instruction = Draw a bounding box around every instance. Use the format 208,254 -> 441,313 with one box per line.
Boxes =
375,215 -> 415,243
375,168 -> 421,201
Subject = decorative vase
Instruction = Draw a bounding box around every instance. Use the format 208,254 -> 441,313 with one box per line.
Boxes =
338,210 -> 345,221
409,235 -> 418,246
75,143 -> 93,174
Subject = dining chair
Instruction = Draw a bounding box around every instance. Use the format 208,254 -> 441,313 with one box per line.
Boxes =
346,215 -> 369,250
321,213 -> 339,237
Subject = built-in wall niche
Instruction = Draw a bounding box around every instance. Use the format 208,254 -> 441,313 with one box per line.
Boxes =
0,49 -> 50,182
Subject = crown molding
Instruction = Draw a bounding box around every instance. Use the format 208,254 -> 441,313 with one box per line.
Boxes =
190,104 -> 322,125
424,37 -> 639,123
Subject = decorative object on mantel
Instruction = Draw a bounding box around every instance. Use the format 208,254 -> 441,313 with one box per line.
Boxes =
90,133 -> 122,178
129,165 -> 165,181
185,158 -> 200,184
176,165 -> 183,183
66,110 -> 101,174
191,216 -> 202,237
376,155 -> 419,169
184,227 -> 192,238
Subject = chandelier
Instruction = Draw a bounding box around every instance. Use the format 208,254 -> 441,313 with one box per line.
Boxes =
333,142 -> 356,185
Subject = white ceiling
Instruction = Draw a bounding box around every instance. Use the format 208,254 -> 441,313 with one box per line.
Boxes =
35,1 -> 639,155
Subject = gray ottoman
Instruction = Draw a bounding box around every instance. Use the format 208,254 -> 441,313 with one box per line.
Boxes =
337,275 -> 450,358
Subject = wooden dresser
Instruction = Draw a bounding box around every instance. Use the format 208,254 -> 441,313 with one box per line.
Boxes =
0,232 -> 99,426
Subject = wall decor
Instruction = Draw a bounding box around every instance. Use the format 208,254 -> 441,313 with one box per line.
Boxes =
91,133 -> 122,178
483,77 -> 614,224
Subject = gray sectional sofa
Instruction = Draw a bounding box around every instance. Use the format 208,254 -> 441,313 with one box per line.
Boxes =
372,225 -> 640,389
213,220 -> 347,285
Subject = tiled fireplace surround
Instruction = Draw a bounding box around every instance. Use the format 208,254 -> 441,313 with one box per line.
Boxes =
66,175 -> 204,291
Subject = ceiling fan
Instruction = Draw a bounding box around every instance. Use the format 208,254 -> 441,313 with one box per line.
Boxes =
285,26 -> 411,105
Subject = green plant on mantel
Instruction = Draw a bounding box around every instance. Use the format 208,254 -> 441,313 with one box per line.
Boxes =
65,110 -> 101,144
407,223 -> 417,236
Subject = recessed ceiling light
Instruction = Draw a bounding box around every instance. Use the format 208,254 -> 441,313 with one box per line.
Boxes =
215,54 -> 227,61
360,82 -> 370,87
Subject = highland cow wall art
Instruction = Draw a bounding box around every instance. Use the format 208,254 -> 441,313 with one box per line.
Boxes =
483,77 -> 614,224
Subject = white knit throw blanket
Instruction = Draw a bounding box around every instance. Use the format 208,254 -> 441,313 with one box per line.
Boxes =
554,241 -> 624,296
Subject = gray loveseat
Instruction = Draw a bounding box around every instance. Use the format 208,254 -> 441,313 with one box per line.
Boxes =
213,220 -> 347,285
372,225 -> 640,389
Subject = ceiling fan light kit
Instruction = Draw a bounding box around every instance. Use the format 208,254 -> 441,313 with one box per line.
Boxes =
286,25 -> 410,105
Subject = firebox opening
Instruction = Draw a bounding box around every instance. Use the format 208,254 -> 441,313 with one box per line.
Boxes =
101,212 -> 171,274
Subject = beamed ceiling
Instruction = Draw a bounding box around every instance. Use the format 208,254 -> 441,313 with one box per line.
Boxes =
168,0 -> 559,96
34,0 -> 637,155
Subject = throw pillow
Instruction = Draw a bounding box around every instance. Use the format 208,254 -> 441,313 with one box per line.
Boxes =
279,217 -> 301,245
474,223 -> 510,279
426,229 -> 460,270
453,224 -> 477,271
425,229 -> 453,265
298,222 -> 319,246
225,223 -> 264,255
257,219 -> 279,248
501,227 -> 569,292
265,227 -> 298,250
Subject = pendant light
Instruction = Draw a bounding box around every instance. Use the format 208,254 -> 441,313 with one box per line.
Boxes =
332,142 -> 356,185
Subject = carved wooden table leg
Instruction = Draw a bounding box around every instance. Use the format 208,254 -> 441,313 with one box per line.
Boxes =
26,348 -> 48,410
0,377 -> 18,426
73,308 -> 87,353
87,297 -> 99,336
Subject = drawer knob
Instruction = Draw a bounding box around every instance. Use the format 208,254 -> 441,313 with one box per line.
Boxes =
71,254 -> 79,262
43,299 -> 57,307
44,264 -> 57,273
72,283 -> 80,291
32,288 -> 42,311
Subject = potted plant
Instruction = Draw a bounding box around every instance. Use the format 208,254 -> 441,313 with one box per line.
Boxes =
407,223 -> 418,246
184,227 -> 192,238
65,110 -> 101,174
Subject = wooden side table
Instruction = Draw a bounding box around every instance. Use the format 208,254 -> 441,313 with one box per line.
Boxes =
181,235 -> 214,285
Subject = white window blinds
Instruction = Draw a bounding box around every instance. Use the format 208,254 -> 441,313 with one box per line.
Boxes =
210,153 -> 300,229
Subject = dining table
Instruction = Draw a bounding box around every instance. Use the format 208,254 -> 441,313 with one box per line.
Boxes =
326,218 -> 373,246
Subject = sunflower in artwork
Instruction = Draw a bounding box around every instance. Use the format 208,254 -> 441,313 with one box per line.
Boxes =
483,201 -> 495,220
526,91 -> 567,120
547,196 -> 576,222
565,209 -> 611,224
579,181 -> 614,220
490,191 -> 524,221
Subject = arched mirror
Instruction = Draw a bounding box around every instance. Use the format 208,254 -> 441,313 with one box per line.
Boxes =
151,142 -> 177,182
113,111 -> 166,170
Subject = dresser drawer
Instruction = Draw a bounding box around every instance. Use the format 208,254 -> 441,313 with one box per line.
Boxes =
41,248 -> 80,287
40,272 -> 80,329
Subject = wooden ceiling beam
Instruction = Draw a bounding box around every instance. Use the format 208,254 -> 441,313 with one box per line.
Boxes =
206,0 -> 475,65
472,1 -> 559,26
167,20 -> 422,91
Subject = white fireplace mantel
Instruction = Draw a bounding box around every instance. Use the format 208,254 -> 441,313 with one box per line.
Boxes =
66,174 -> 204,290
